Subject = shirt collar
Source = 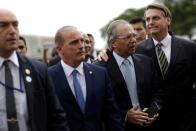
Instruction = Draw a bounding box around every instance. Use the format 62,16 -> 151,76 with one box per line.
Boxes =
0,51 -> 19,68
153,33 -> 171,48
113,51 -> 133,67
61,60 -> 84,77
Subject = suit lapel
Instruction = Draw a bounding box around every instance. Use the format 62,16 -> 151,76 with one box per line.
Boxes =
83,63 -> 93,113
55,62 -> 80,110
144,36 -> 182,78
132,55 -> 143,103
146,38 -> 163,76
18,55 -> 35,123
166,36 -> 181,77
107,53 -> 132,104
55,63 -> 77,104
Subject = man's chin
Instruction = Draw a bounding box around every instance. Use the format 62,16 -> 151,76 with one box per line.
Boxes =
7,45 -> 17,51
149,30 -> 159,35
128,49 -> 135,55
80,56 -> 86,61
11,46 -> 18,51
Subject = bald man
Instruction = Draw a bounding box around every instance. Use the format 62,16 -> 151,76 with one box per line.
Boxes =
0,9 -> 70,131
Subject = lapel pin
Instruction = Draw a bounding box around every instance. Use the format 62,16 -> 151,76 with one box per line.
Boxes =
26,76 -> 32,82
89,71 -> 93,74
25,69 -> 30,74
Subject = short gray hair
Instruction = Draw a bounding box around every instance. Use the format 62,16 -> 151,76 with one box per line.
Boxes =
106,20 -> 129,50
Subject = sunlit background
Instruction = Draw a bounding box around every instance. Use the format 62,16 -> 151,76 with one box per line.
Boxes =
0,0 -> 156,58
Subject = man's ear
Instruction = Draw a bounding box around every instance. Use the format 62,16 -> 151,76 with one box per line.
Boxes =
166,17 -> 171,27
56,46 -> 61,54
112,41 -> 117,49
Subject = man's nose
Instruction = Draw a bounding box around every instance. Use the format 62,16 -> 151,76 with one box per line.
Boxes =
8,24 -> 18,35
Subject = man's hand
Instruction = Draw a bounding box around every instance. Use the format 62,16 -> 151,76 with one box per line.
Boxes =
143,108 -> 159,125
97,49 -> 109,62
126,106 -> 149,126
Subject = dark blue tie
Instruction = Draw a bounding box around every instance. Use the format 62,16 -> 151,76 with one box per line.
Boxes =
4,60 -> 19,131
72,69 -> 85,113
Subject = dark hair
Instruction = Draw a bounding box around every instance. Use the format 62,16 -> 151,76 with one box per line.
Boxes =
19,36 -> 27,46
129,17 -> 146,28
51,47 -> 58,57
87,33 -> 94,39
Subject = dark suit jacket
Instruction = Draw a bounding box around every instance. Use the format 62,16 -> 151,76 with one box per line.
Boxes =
95,51 -> 163,131
48,55 -> 61,67
48,62 -> 123,131
136,34 -> 196,131
18,54 -> 70,131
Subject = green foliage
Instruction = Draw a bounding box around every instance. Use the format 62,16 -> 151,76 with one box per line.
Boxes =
100,0 -> 196,39
158,0 -> 196,38
100,8 -> 145,39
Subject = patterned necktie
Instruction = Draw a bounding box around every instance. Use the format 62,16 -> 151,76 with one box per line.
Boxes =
72,69 -> 85,113
4,60 -> 19,131
121,59 -> 140,110
156,43 -> 169,77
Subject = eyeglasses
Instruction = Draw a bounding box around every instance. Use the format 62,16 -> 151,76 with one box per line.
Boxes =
114,33 -> 136,40
18,45 -> 25,50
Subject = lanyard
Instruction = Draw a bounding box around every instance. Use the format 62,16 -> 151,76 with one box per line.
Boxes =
0,69 -> 24,93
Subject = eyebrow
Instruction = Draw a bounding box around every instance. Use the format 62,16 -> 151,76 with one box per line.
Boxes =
0,20 -> 19,27
0,20 -> 18,23
68,38 -> 84,45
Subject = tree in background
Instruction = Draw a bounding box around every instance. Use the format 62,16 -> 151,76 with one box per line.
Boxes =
100,0 -> 196,40
100,8 -> 145,39
160,0 -> 196,39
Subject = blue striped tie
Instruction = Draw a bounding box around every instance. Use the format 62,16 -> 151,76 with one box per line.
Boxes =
72,69 -> 85,113
156,43 -> 169,76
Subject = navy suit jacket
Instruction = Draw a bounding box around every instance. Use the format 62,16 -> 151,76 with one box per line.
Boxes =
136,34 -> 196,131
48,62 -> 123,131
95,51 -> 162,131
17,54 -> 70,131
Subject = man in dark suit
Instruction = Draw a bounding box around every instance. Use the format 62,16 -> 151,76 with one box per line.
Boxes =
48,26 -> 123,131
129,17 -> 147,44
95,20 -> 162,131
17,36 -> 27,56
0,9 -> 70,131
136,3 -> 196,131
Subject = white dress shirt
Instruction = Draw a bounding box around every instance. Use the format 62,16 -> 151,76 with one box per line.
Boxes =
61,60 -> 87,101
0,51 -> 29,131
153,33 -> 172,63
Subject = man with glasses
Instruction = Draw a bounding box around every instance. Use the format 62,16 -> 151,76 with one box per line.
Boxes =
97,17 -> 147,62
95,20 -> 163,131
